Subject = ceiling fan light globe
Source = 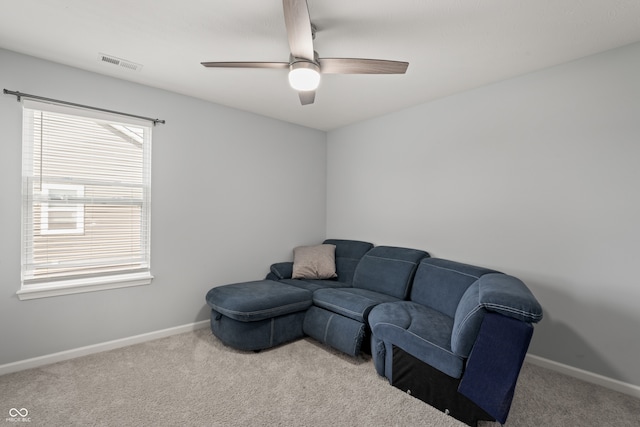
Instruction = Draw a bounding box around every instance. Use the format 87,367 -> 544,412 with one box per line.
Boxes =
288,62 -> 321,91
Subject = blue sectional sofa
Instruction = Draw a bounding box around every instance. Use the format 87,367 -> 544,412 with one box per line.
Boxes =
205,239 -> 542,426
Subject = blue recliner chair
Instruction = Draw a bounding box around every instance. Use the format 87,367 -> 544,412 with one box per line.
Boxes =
369,257 -> 542,426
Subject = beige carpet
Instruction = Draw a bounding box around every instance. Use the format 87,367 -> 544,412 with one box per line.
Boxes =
1,328 -> 639,426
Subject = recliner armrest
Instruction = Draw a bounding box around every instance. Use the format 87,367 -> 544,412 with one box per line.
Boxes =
478,273 -> 543,323
458,311 -> 534,424
452,273 -> 542,358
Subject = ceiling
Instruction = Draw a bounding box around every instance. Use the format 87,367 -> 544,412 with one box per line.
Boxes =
2,0 -> 640,131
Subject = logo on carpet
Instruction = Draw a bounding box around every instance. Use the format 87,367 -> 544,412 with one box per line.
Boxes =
5,408 -> 31,423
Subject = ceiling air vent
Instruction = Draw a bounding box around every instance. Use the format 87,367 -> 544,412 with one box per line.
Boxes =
98,53 -> 143,72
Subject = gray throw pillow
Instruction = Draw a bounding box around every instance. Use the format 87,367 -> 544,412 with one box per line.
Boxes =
292,244 -> 338,279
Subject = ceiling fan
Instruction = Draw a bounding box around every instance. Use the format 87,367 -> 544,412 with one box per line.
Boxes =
201,0 -> 409,105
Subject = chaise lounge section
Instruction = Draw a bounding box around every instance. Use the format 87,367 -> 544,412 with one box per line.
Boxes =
205,279 -> 313,351
206,239 -> 373,351
205,239 -> 542,425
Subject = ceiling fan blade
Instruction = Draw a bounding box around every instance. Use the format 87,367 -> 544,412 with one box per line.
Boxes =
201,61 -> 289,69
283,0 -> 314,60
298,90 -> 315,105
319,58 -> 409,74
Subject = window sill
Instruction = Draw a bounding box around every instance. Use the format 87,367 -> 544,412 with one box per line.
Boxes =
17,272 -> 153,300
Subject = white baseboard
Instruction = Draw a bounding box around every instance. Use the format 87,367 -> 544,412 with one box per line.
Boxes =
525,354 -> 640,399
0,320 -> 209,376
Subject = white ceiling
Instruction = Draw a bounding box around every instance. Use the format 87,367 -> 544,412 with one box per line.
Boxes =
2,0 -> 640,131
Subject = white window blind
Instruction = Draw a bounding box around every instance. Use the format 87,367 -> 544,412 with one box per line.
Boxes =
20,100 -> 152,299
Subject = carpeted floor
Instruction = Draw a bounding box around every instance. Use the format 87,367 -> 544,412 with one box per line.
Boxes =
1,328 -> 639,426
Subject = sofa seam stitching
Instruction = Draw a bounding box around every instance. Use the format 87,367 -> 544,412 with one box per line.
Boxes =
422,264 -> 484,279
208,300 -> 311,318
314,300 -> 366,319
324,314 -> 334,343
362,255 -> 420,265
482,302 -> 542,321
453,305 -> 484,347
269,318 -> 275,347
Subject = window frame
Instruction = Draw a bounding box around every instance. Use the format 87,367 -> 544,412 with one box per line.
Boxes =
18,100 -> 153,300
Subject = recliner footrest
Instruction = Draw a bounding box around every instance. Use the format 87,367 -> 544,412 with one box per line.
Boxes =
303,306 -> 365,356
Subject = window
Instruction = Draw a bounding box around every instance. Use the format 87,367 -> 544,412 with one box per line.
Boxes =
19,100 -> 152,300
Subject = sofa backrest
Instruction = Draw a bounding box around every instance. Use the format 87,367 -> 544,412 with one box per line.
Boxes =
323,239 -> 374,284
352,246 -> 428,299
410,258 -> 499,318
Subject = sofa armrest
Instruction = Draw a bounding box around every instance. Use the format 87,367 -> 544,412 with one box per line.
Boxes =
269,262 -> 293,280
458,311 -> 533,424
478,273 -> 543,323
452,273 -> 542,358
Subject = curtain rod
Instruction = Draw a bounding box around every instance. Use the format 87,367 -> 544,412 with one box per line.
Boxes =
3,89 -> 165,126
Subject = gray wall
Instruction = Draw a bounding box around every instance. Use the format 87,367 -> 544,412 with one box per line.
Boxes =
326,42 -> 640,386
0,48 -> 327,365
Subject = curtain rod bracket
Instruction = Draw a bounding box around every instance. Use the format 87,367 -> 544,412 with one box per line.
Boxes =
5,89 -> 23,102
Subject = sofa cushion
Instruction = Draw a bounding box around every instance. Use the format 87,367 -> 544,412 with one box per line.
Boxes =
323,239 -> 374,284
411,258 -> 499,318
313,288 -> 400,323
292,244 -> 338,279
205,280 -> 312,322
369,301 -> 465,378
279,278 -> 350,293
352,246 -> 428,299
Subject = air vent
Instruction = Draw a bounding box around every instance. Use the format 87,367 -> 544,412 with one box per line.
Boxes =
98,53 -> 143,72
